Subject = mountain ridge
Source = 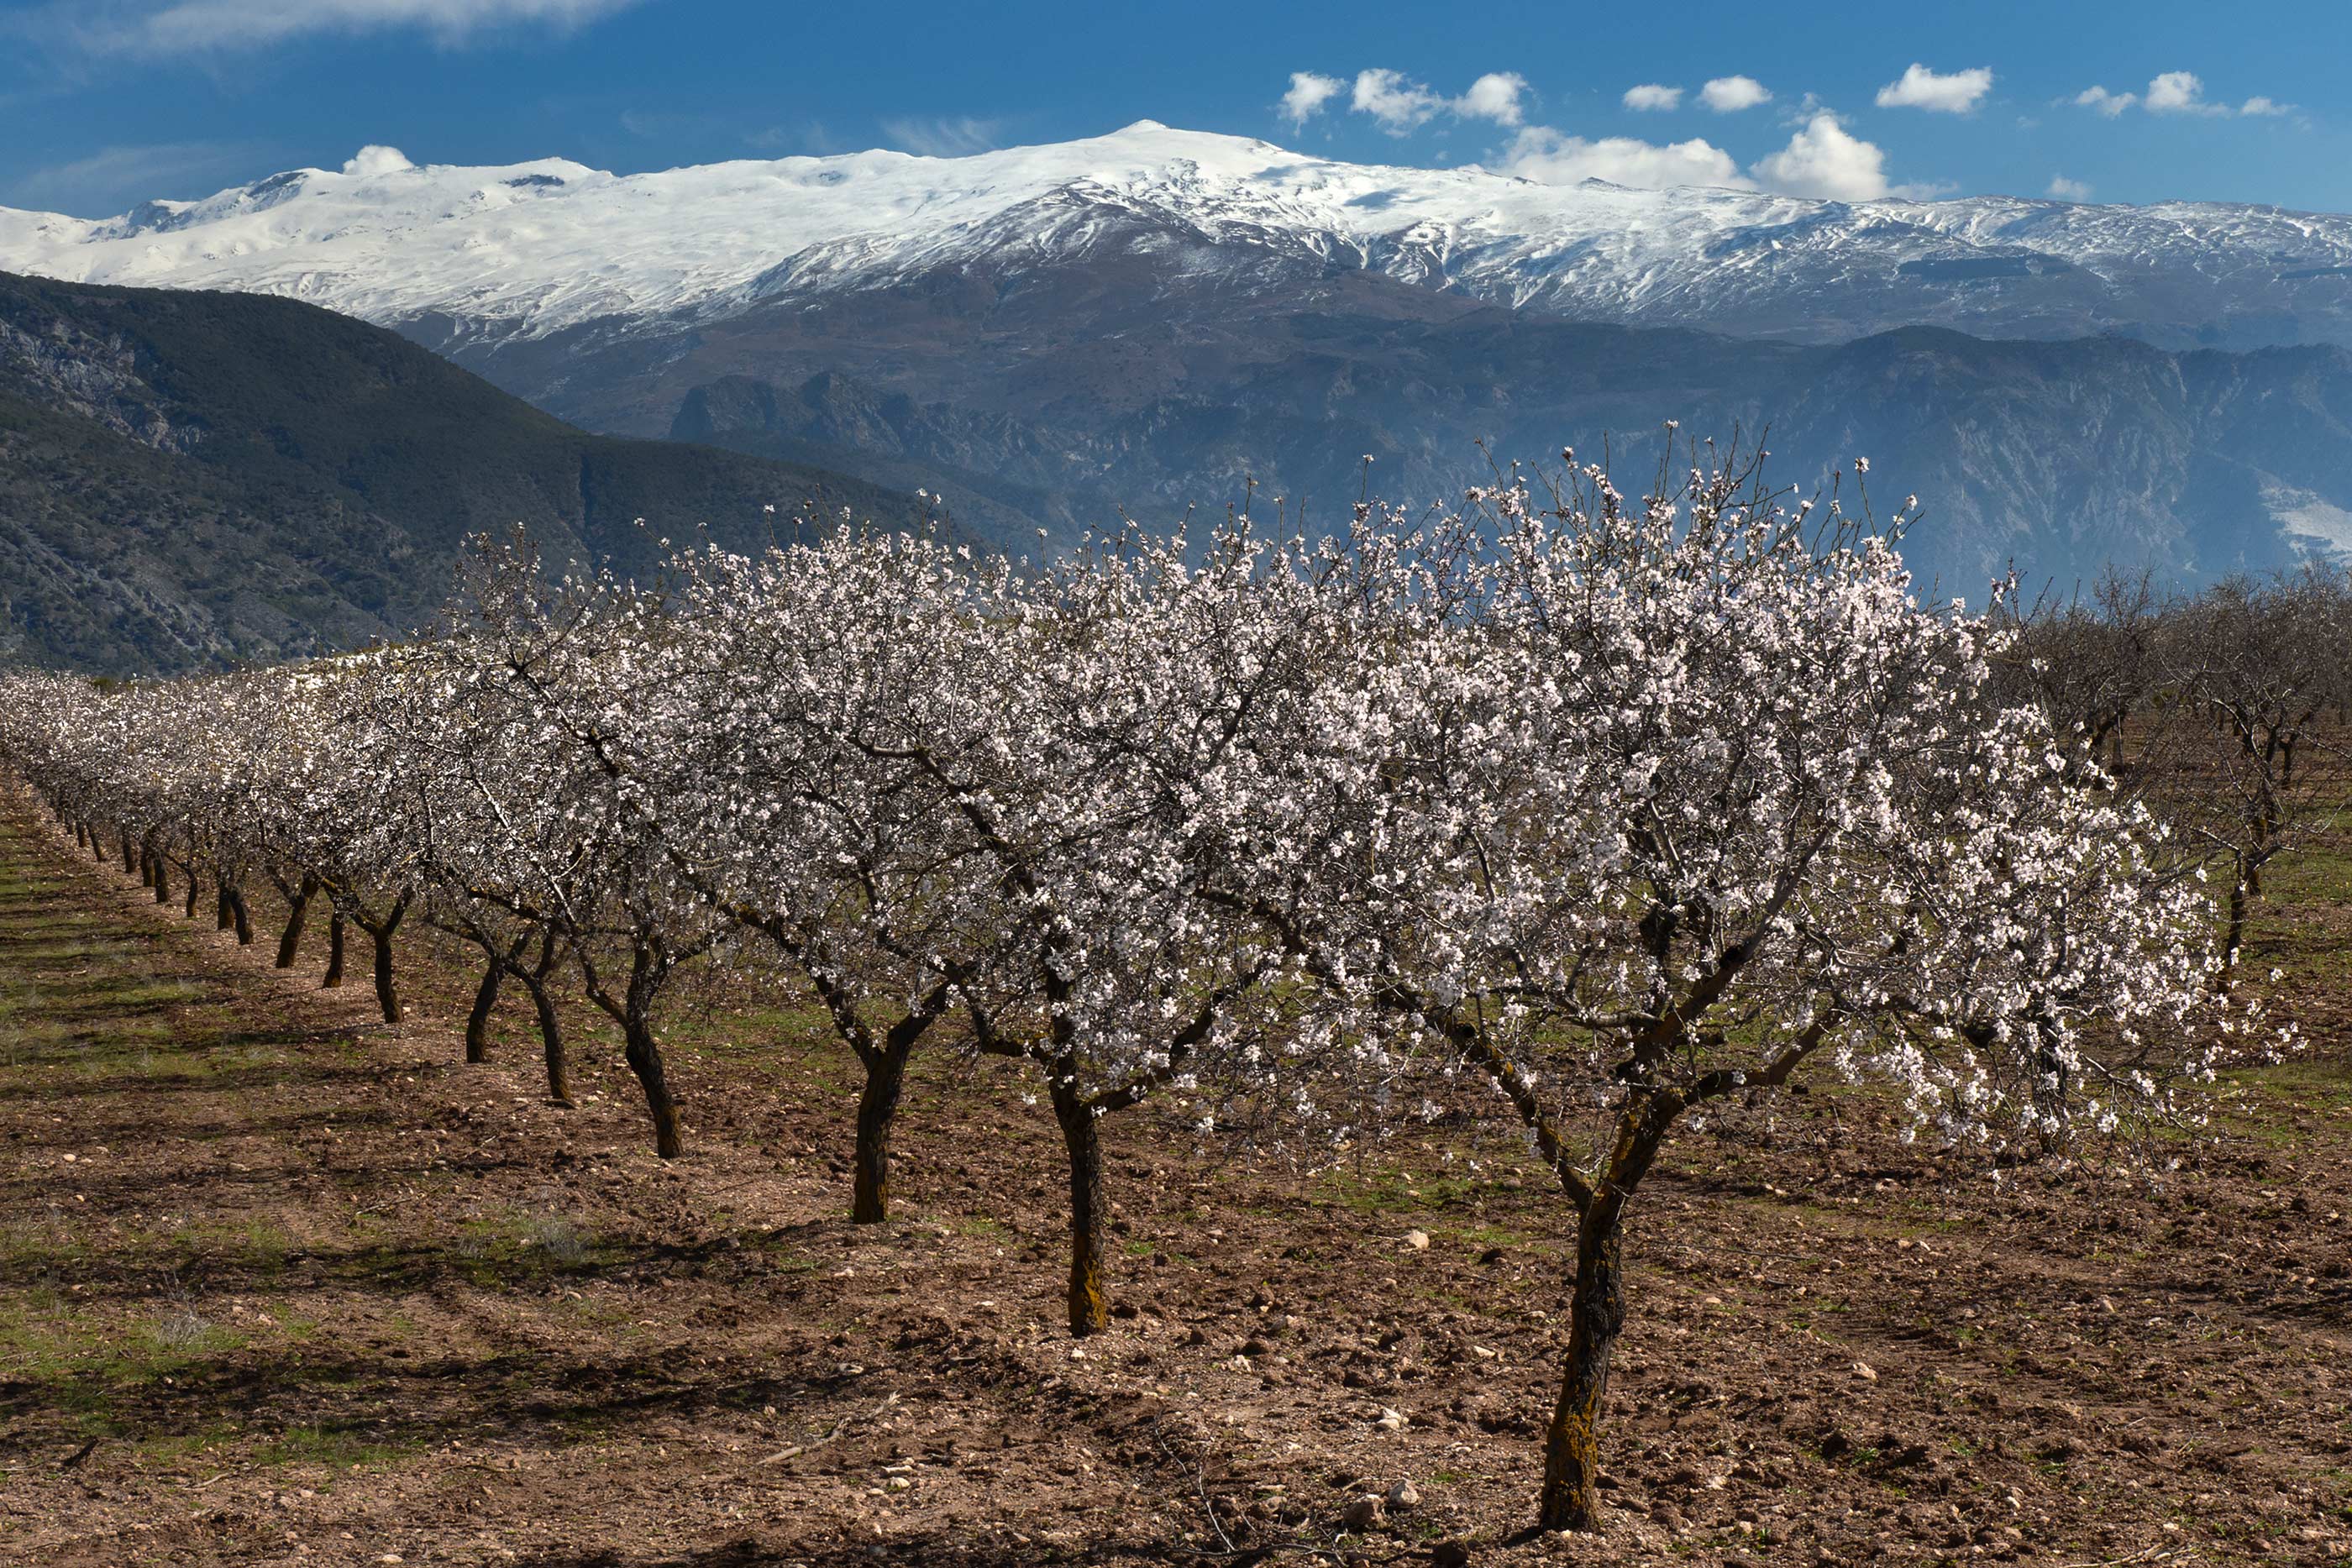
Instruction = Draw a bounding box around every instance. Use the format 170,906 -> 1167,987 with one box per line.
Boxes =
0,270 -> 941,673
10,127 -> 2352,599
8,123 -> 2352,354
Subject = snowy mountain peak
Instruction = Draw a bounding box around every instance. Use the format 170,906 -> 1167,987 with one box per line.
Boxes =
6,123 -> 2352,351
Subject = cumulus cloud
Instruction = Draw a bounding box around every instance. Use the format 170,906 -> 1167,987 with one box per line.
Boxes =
58,0 -> 643,53
1279,71 -> 1345,128
1699,75 -> 1772,113
1501,107 -> 1918,202
1621,82 -> 1683,112
2073,73 -> 2284,119
1874,63 -> 1992,113
1456,71 -> 1530,127
2046,174 -> 2092,201
1367,70 -> 1517,131
2145,70 -> 2226,116
1748,112 -> 1889,202
879,116 -> 1003,158
1336,68 -> 1530,134
1351,68 -> 1445,133
1500,127 -> 1745,189
341,144 -> 414,176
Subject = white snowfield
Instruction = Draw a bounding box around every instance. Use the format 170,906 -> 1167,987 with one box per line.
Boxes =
4,120 -> 2351,344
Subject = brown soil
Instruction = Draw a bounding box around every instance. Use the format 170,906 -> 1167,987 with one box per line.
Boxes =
2,788 -> 2349,1568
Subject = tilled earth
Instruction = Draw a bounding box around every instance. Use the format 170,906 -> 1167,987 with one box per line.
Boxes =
2,790 -> 2349,1568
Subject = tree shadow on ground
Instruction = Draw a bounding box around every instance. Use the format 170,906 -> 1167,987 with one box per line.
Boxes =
521,1536 -> 1178,1567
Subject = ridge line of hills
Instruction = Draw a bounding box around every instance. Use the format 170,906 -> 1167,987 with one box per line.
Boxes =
0,270 -> 942,674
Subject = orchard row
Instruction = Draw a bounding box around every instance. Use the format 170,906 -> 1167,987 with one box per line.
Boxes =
0,454 -> 2304,1531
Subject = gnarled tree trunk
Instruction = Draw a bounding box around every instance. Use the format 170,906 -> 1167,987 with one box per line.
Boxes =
1536,1090 -> 1680,1534
323,912 -> 347,989
1051,1080 -> 1109,1336
464,956 -> 502,1064
349,893 -> 411,1025
522,929 -> 571,1106
1539,1205 -> 1630,1532
619,1005 -> 683,1158
527,973 -> 570,1105
275,874 -> 318,968
370,926 -> 401,1023
583,937 -> 687,1158
852,1045 -> 910,1225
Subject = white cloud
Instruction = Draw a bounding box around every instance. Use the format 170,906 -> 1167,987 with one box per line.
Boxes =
2075,72 -> 2285,120
1699,75 -> 1772,113
340,144 -> 413,176
1341,67 -> 1531,134
1500,127 -> 1746,189
2145,70 -> 2226,116
1621,82 -> 1683,112
62,0 -> 642,53
1874,63 -> 1992,113
1456,71 -> 1529,127
1352,68 -> 1445,134
1504,107 -> 1919,202
878,116 -> 1003,158
1279,71 -> 1344,128
1748,112 -> 1889,202
2046,174 -> 2092,201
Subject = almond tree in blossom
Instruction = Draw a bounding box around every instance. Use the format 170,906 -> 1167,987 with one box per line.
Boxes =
1226,455 -> 2243,1531
411,542 -> 725,1156
645,531 -> 1015,1224
942,524 -> 1369,1335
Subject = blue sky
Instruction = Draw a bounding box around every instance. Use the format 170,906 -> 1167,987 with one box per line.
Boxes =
2,0 -> 2346,217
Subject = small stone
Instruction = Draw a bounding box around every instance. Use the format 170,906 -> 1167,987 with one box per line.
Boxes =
1375,1407 -> 1408,1431
1387,1479 -> 1421,1512
1404,1230 -> 1430,1251
1851,1361 -> 1878,1382
1341,1494 -> 1383,1531
1431,1540 -> 1473,1568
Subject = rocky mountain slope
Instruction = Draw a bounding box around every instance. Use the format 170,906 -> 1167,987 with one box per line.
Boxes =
650,268 -> 2352,593
0,271 -> 934,673
7,125 -> 2352,594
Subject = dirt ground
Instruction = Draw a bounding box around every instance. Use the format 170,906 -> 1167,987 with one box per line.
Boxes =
2,785 -> 2349,1568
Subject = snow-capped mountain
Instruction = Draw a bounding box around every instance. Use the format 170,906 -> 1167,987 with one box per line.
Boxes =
8,121 -> 2352,352
11,121 -> 2352,595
